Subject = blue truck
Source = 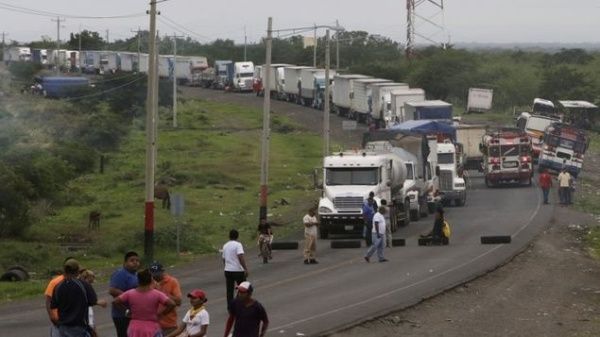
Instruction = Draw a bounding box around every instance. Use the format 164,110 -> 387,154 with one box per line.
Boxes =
404,100 -> 453,121
36,76 -> 89,98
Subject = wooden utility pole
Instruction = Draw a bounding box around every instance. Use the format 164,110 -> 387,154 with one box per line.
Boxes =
259,17 -> 273,223
324,29 -> 331,156
51,17 -> 64,73
313,24 -> 317,68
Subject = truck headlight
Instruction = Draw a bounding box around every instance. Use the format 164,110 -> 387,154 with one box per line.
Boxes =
319,206 -> 333,214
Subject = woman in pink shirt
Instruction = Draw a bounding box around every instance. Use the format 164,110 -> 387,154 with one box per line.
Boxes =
114,269 -> 176,337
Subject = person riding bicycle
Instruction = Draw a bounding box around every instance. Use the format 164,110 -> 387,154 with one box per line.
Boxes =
257,218 -> 273,263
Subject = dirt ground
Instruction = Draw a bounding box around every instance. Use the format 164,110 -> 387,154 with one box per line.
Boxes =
183,89 -> 600,337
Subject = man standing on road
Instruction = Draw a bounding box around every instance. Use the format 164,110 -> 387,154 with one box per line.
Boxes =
380,200 -> 393,248
150,261 -> 183,336
109,251 -> 140,337
45,257 -> 75,337
223,229 -> 249,307
364,206 -> 388,263
538,169 -> 553,204
303,208 -> 319,265
51,259 -> 98,337
362,192 -> 378,247
558,168 -> 572,205
223,281 -> 269,337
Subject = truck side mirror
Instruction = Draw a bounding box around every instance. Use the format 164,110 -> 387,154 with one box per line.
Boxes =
313,168 -> 323,189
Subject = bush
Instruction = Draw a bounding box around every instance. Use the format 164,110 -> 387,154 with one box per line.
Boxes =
0,163 -> 33,238
8,62 -> 42,83
52,142 -> 97,174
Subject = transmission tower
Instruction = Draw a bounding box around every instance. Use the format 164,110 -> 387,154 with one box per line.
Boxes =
406,0 -> 447,59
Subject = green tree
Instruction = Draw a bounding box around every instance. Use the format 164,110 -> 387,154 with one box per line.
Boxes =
0,163 -> 33,238
67,30 -> 105,50
539,65 -> 594,100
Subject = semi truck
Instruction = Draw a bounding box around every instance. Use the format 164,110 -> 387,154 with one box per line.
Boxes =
390,88 -> 426,124
437,141 -> 467,206
538,123 -> 588,177
456,124 -> 488,171
233,61 -> 254,91
214,60 -> 234,89
332,74 -> 371,117
300,68 -> 336,107
480,128 -> 533,187
4,46 -> 31,63
35,76 -> 89,98
283,66 -> 313,103
516,113 -> 560,160
317,143 -> 412,239
369,83 -> 409,128
404,100 -> 453,121
350,78 -> 392,123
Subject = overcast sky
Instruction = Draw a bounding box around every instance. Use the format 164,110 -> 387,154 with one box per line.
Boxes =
1,0 -> 599,46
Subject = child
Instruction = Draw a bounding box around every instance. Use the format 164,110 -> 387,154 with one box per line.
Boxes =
166,289 -> 209,337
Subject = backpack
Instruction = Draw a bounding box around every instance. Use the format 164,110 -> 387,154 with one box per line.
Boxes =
442,220 -> 451,238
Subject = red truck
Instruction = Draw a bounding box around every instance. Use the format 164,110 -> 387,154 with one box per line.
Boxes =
480,128 -> 533,187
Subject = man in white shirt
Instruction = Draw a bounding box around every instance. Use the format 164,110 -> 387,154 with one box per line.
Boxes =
364,206 -> 388,263
303,208 -> 319,265
222,229 -> 248,307
557,168 -> 572,205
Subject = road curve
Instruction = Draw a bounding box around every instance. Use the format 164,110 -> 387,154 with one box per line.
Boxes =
0,88 -> 551,337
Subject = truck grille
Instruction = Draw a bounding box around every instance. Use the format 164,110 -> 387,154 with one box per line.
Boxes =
333,196 -> 364,210
440,170 -> 453,191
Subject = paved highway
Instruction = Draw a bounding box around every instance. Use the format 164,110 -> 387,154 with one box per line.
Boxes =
0,89 -> 551,337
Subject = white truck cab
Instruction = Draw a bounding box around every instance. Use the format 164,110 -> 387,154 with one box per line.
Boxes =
437,141 -> 466,206
233,61 -> 255,91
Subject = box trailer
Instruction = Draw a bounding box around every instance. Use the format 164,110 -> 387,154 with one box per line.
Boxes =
390,89 -> 426,124
466,88 -> 493,113
332,74 -> 371,116
456,124 -> 488,170
404,100 -> 453,121
300,68 -> 337,107
370,83 -> 409,127
351,78 -> 392,123
283,66 -> 313,103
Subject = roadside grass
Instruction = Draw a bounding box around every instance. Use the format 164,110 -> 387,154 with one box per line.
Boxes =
578,131 -> 600,257
0,98 -> 322,302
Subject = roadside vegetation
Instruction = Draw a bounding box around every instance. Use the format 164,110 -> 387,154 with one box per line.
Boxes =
3,34 -> 600,300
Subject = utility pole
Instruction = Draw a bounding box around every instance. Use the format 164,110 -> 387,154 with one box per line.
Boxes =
105,29 -> 109,48
259,17 -> 273,224
78,26 -> 82,73
52,16 -> 64,73
130,27 -> 142,72
172,33 -> 184,128
243,25 -> 247,61
313,24 -> 317,68
335,20 -> 340,70
324,29 -> 331,157
144,0 -> 158,262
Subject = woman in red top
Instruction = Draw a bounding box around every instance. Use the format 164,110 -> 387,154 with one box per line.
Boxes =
538,169 -> 553,204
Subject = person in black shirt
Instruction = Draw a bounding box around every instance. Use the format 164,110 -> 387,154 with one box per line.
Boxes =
51,259 -> 98,337
223,281 -> 269,337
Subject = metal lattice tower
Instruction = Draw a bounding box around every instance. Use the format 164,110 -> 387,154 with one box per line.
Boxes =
406,0 -> 446,59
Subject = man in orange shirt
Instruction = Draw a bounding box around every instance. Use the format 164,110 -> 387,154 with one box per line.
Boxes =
150,261 -> 182,335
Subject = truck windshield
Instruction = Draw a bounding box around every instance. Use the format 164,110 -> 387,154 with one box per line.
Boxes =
326,168 -> 379,186
438,153 -> 454,164
405,164 -> 414,179
526,117 -> 556,133
546,135 -> 585,152
240,72 -> 254,78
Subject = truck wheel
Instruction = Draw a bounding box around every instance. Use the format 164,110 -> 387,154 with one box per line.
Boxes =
319,227 -> 329,239
485,176 -> 494,188
389,206 -> 398,232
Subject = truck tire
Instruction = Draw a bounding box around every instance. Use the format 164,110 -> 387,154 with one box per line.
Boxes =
485,176 -> 494,188
0,269 -> 27,282
389,205 -> 398,232
319,227 -> 329,239
400,199 -> 410,226
271,241 -> 299,250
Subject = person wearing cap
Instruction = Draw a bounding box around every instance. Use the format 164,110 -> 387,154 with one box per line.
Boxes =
109,251 -> 140,337
364,206 -> 388,263
224,281 -> 269,337
51,259 -> 98,337
222,229 -> 249,307
166,289 -> 209,337
114,269 -> 176,337
45,257 -> 75,337
150,261 -> 182,335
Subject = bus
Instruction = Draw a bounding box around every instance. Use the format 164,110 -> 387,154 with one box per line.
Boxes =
538,123 -> 588,177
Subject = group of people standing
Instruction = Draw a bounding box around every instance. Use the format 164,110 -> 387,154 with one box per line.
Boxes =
538,167 -> 576,205
47,248 -> 269,337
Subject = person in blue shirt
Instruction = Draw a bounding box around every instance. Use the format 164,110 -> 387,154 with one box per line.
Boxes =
362,192 -> 378,247
109,251 -> 140,337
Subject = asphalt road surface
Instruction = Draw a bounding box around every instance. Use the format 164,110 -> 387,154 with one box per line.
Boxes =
0,88 -> 551,337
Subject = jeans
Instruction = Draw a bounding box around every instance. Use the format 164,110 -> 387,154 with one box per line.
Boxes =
224,271 -> 246,306
58,325 -> 90,337
112,317 -> 130,337
50,325 -> 61,337
365,233 -> 385,261
559,187 -> 570,204
364,221 -> 373,246
542,188 -> 550,204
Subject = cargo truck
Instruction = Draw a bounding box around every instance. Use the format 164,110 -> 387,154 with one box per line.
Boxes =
332,74 -> 371,117
390,88 -> 426,125
36,76 -> 89,98
300,68 -> 336,107
404,100 -> 452,121
283,66 -> 313,103
466,88 -> 493,114
480,128 -> 533,187
214,60 -> 234,89
369,83 -> 409,128
350,78 -> 392,123
456,124 -> 488,171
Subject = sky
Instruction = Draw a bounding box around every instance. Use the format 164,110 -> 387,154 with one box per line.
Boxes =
1,0 -> 599,46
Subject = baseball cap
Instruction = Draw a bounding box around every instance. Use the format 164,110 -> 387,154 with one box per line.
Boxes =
149,261 -> 164,275
187,289 -> 207,300
236,281 -> 253,293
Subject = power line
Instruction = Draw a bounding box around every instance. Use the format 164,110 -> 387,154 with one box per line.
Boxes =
0,2 -> 145,19
159,15 -> 212,41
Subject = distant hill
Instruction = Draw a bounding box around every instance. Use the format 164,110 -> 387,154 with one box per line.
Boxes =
453,42 -> 600,52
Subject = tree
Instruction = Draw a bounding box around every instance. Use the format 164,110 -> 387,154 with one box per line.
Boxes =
29,35 -> 55,49
0,163 -> 33,238
539,65 -> 594,101
67,30 -> 105,50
